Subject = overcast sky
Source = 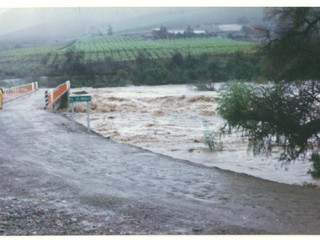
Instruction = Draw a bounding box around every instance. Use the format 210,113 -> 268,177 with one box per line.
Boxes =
0,0 -> 318,8
0,9 -> 8,14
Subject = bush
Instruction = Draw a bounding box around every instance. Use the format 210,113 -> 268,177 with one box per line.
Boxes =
207,59 -> 227,82
194,80 -> 216,91
226,51 -> 261,81
203,121 -> 223,151
308,153 -> 320,178
217,81 -> 320,162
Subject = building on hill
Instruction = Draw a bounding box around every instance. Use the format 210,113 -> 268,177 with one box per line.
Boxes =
218,24 -> 243,32
149,27 -> 207,39
202,24 -> 263,42
147,24 -> 262,42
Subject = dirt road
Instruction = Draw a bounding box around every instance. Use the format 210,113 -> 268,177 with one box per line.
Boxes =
1,89 -> 320,235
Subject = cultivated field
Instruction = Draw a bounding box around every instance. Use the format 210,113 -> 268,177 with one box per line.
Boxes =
0,35 -> 254,78
64,36 -> 254,63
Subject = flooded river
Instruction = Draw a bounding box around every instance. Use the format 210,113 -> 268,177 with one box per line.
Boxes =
71,84 -> 320,187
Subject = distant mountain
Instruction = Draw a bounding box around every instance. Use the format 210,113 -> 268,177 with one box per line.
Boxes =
0,7 -> 264,47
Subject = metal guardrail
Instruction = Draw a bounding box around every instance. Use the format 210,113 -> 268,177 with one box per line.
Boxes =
45,81 -> 70,111
3,82 -> 38,103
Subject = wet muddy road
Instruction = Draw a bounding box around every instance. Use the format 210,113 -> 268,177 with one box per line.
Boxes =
1,90 -> 320,235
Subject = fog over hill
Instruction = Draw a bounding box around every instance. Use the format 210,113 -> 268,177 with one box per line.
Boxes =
0,7 -> 263,47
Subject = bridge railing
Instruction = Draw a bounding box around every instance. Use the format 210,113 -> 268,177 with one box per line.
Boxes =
45,80 -> 70,111
3,82 -> 38,103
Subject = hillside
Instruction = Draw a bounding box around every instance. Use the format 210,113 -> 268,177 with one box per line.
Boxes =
0,7 -> 263,47
0,7 -> 262,87
0,35 -> 255,82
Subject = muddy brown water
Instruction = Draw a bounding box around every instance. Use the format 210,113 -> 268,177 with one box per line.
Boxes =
73,85 -> 318,186
1,89 -> 320,234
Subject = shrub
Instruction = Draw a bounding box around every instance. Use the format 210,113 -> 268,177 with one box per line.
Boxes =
203,121 -> 223,151
194,80 -> 216,91
308,153 -> 320,178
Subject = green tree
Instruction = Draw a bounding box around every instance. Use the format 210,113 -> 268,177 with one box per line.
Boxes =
207,59 -> 227,82
261,7 -> 320,81
157,25 -> 168,39
171,51 -> 184,67
217,81 -> 320,161
184,25 -> 194,38
63,48 -> 86,75
217,7 -> 320,164
226,51 -> 260,81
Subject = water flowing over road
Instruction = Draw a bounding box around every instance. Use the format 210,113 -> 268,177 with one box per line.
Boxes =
1,89 -> 320,235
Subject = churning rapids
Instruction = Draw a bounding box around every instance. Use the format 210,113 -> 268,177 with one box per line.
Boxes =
70,84 -> 320,187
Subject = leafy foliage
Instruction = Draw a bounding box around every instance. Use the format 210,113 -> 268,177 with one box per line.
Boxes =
226,51 -> 260,81
308,153 -> 320,178
217,81 -> 320,162
203,121 -> 223,151
217,8 -> 320,170
261,7 -> 320,81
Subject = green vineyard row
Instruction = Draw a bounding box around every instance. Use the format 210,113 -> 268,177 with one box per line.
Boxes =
0,35 -> 255,77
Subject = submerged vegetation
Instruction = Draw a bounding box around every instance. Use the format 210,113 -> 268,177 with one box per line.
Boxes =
203,121 -> 223,151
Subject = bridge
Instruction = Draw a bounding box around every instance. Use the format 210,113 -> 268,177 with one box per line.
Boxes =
2,82 -> 38,104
